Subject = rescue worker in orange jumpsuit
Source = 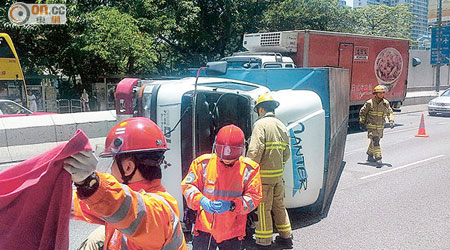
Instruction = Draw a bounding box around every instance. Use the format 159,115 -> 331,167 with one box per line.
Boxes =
359,85 -> 394,167
181,125 -> 262,250
247,93 -> 292,250
63,117 -> 187,250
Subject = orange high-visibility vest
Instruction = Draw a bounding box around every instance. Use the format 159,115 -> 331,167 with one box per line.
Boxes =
181,154 -> 262,243
73,172 -> 187,250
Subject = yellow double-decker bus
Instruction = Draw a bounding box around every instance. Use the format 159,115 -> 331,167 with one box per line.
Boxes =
0,33 -> 28,106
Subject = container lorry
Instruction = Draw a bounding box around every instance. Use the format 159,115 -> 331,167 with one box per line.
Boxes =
233,30 -> 409,123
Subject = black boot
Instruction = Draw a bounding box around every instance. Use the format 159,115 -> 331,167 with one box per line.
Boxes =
367,155 -> 376,162
256,244 -> 273,250
375,158 -> 383,168
274,236 -> 293,249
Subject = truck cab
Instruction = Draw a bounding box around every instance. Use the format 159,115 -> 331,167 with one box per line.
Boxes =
113,63 -> 349,235
222,52 -> 295,69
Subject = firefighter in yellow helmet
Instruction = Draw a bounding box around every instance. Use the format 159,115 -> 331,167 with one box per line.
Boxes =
247,93 -> 293,249
359,85 -> 394,167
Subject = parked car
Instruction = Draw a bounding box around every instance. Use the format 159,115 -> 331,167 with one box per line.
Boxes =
428,88 -> 450,116
0,99 -> 55,117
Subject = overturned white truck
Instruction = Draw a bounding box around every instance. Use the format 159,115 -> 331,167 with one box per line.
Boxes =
112,62 -> 350,235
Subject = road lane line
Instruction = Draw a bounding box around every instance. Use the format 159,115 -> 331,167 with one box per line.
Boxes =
438,121 -> 450,125
345,148 -> 366,156
385,127 -> 418,135
360,155 -> 445,180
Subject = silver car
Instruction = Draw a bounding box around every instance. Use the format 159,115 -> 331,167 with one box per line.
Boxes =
428,88 -> 450,116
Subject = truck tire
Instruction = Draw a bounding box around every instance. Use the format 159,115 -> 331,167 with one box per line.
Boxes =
429,111 -> 437,116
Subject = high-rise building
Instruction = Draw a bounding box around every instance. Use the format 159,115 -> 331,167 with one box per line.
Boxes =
353,0 -> 429,41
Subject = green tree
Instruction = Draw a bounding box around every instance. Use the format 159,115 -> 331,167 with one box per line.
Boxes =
260,0 -> 356,33
152,0 -> 273,68
353,4 -> 413,39
80,7 -> 157,76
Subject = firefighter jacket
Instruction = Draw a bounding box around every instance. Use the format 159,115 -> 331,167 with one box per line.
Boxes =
359,97 -> 394,138
247,112 -> 290,184
73,172 -> 187,250
181,154 -> 262,243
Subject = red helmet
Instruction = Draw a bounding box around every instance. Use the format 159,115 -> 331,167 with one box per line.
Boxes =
100,117 -> 168,158
214,125 -> 245,161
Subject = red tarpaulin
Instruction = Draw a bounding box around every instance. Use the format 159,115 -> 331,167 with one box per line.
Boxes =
0,130 -> 91,250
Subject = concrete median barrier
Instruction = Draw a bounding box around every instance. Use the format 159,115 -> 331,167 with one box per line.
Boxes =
0,111 -> 117,164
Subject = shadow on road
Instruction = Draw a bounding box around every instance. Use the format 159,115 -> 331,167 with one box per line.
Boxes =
238,206 -> 332,249
357,161 -> 393,168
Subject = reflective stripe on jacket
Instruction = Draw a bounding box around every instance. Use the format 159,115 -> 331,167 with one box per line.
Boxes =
73,172 -> 187,250
359,97 -> 394,138
247,112 -> 290,183
181,154 -> 262,243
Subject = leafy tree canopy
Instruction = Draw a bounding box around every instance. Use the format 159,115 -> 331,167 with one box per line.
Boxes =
0,0 -> 413,89
352,4 -> 412,39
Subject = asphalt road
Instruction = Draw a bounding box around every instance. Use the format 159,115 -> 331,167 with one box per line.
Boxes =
287,109 -> 450,250
2,105 -> 449,249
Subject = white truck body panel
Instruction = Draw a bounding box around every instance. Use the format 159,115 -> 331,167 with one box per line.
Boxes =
141,77 -> 325,216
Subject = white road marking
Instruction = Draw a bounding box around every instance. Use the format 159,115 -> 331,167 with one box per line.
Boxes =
360,155 -> 445,180
385,127 -> 418,135
438,121 -> 450,125
345,148 -> 366,156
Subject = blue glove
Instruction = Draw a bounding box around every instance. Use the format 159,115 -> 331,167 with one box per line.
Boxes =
200,197 -> 216,214
212,200 -> 232,214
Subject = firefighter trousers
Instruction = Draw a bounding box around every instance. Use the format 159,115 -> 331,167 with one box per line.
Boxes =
255,179 -> 291,246
367,134 -> 382,160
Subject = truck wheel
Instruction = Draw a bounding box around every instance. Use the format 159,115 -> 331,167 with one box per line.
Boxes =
429,111 -> 437,116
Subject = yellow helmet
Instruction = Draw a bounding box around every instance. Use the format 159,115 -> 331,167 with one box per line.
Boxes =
373,85 -> 387,94
254,93 -> 280,112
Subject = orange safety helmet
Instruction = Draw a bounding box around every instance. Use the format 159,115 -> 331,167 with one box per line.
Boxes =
100,117 -> 168,158
214,124 -> 245,161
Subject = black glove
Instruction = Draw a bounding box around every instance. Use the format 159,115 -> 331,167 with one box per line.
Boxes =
359,121 -> 366,131
390,121 -> 395,129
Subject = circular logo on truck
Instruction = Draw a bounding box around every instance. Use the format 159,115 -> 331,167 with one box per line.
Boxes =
374,48 -> 403,90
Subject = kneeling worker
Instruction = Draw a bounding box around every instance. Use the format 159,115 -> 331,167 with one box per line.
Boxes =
64,117 -> 187,250
181,125 -> 262,250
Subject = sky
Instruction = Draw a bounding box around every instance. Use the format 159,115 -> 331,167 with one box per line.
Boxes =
346,0 -> 353,7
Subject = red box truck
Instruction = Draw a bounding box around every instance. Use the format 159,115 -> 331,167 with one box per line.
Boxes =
241,30 -> 410,122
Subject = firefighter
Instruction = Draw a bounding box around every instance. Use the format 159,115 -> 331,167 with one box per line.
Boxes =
247,93 -> 292,250
359,84 -> 394,167
181,124 -> 262,250
63,117 -> 187,250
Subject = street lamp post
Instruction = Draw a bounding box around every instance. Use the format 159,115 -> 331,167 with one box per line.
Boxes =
436,0 -> 443,94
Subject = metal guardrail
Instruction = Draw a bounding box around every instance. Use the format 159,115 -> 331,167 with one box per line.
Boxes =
57,99 -> 70,113
56,99 -> 83,113
44,100 -> 58,112
71,99 -> 82,112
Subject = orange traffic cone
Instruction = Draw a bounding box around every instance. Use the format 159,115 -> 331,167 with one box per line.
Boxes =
415,114 -> 429,137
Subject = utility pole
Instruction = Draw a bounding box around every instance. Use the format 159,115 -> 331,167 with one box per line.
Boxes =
436,0 -> 443,94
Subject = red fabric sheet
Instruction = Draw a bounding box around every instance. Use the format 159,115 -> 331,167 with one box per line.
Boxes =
0,130 -> 91,250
